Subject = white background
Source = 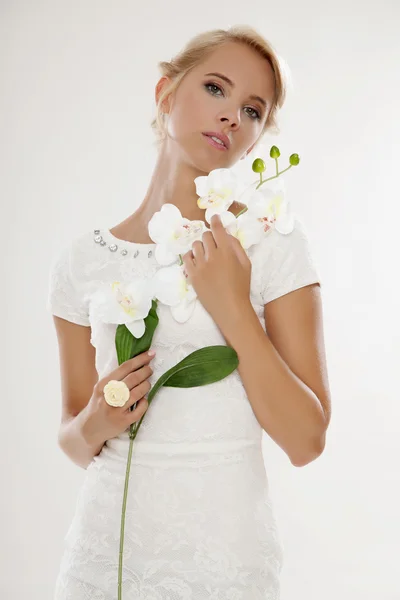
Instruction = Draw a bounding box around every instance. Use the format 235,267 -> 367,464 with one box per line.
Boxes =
2,1 -> 399,598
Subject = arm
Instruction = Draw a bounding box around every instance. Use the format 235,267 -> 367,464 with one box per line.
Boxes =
58,408 -> 105,470
220,283 -> 331,467
53,315 -> 106,469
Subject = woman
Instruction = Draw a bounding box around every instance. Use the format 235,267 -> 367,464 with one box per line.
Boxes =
48,25 -> 331,600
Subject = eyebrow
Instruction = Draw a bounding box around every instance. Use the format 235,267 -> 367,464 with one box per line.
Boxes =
204,72 -> 268,110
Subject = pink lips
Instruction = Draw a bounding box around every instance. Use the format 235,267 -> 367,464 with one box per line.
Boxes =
202,131 -> 231,150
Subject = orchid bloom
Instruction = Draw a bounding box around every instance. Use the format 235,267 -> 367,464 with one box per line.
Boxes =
195,168 -> 239,224
148,204 -> 208,266
89,279 -> 154,338
217,211 -> 264,250
152,264 -> 197,323
244,179 -> 295,235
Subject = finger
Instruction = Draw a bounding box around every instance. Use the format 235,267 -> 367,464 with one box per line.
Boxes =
209,214 -> 229,247
182,250 -> 195,275
191,240 -> 205,264
126,380 -> 152,409
126,396 -> 149,423
110,350 -> 155,383
201,229 -> 217,259
230,235 -> 251,267
123,364 -> 153,390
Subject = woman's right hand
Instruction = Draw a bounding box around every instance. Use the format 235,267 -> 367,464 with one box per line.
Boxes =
83,350 -> 155,444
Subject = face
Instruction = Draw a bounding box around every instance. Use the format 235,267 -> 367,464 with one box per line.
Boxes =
156,41 -> 276,171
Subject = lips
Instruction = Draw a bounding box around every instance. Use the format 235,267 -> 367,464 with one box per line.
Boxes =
202,131 -> 231,149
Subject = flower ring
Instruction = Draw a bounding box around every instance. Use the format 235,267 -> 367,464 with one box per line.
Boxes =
103,380 -> 131,407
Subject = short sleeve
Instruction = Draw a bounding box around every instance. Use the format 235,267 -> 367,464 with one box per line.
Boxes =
46,239 -> 90,326
254,216 -> 322,305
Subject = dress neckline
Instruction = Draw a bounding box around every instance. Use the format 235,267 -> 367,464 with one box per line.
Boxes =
103,228 -> 156,248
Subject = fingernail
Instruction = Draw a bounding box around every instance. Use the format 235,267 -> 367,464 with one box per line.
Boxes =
148,349 -> 156,357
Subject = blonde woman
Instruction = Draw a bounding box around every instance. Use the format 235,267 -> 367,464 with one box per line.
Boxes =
48,25 -> 331,600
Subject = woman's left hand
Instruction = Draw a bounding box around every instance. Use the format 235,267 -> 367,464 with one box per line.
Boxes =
182,214 -> 252,329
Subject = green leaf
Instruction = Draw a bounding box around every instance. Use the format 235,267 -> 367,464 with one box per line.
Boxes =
131,299 -> 159,358
147,346 -> 238,404
130,345 -> 238,441
115,324 -> 134,366
115,300 -> 159,366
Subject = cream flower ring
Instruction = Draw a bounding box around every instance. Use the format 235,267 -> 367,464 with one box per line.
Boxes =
103,380 -> 131,408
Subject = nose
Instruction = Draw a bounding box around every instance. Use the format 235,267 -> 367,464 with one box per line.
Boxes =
219,110 -> 241,130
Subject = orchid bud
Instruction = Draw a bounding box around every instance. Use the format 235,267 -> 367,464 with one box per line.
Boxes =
252,158 -> 266,173
289,154 -> 300,166
270,146 -> 280,158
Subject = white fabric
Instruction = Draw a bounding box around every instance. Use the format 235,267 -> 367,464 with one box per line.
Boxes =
47,216 -> 321,599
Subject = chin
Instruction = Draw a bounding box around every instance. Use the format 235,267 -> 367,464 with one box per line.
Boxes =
190,144 -> 238,173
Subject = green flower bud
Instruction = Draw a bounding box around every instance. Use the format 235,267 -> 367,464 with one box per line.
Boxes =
252,158 -> 266,173
289,153 -> 300,166
270,146 -> 280,158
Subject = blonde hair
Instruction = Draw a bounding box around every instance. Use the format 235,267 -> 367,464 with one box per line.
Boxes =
151,25 -> 288,150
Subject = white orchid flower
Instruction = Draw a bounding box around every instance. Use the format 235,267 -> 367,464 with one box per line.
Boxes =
148,203 -> 208,266
245,178 -> 295,235
195,168 -> 239,224
218,211 -> 264,250
152,264 -> 197,323
89,279 -> 154,338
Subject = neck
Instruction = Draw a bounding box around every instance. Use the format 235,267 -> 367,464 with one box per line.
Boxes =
114,138 -> 242,244
135,141 -> 210,228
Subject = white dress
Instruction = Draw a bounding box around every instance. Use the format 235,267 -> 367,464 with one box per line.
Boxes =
47,217 -> 321,600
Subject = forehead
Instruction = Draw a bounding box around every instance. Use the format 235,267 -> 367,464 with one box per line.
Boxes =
191,41 -> 276,102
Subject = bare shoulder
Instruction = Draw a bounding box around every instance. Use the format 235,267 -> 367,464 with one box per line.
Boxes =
109,213 -> 153,244
109,216 -> 134,241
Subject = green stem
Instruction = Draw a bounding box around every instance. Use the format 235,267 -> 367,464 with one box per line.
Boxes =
237,162 -> 293,210
118,434 -> 135,600
235,163 -> 288,216
123,356 -> 190,444
255,164 -> 293,189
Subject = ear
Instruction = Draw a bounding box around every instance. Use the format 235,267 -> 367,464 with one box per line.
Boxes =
155,76 -> 172,113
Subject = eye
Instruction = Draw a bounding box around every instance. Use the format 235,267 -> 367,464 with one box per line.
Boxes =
204,83 -> 262,121
244,107 -> 261,120
204,83 -> 223,96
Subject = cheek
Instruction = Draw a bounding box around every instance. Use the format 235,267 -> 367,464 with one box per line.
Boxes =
172,92 -> 208,134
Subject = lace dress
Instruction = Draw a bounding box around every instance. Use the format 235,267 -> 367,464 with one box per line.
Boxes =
47,217 -> 321,600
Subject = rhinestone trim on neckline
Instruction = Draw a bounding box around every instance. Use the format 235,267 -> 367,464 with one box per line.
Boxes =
93,230 -> 154,259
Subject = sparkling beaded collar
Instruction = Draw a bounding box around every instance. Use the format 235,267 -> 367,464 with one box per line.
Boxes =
93,229 -> 155,259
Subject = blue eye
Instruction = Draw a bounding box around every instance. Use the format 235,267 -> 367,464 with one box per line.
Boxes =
204,83 -> 261,121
